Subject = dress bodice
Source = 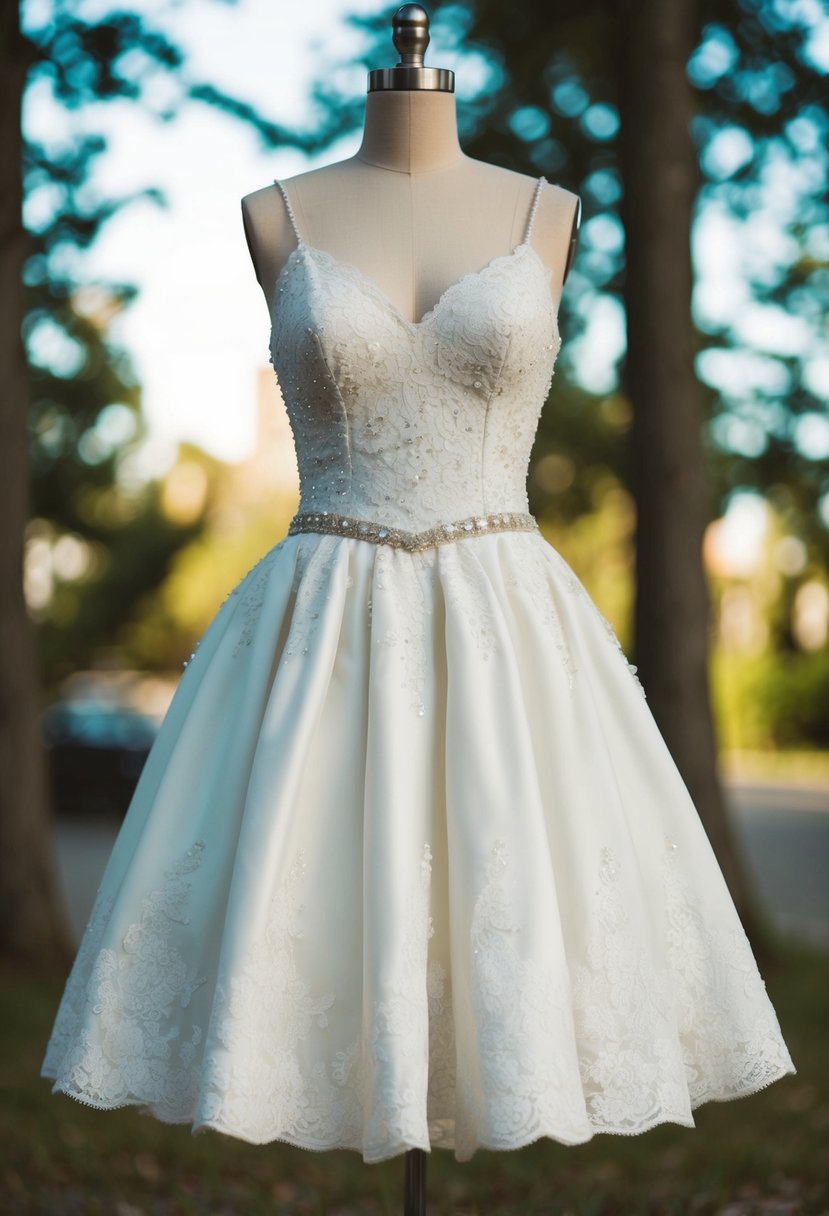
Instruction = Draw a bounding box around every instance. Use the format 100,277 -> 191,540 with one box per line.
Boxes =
268,176 -> 562,543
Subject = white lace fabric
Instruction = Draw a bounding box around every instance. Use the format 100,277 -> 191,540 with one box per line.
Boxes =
268,178 -> 560,534
40,176 -> 796,1161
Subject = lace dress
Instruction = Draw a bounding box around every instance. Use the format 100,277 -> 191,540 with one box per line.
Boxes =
40,175 -> 796,1164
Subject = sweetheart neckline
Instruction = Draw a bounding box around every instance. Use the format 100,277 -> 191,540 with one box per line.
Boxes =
270,239 -> 558,334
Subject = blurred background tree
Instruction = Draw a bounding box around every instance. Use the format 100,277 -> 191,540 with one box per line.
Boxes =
26,290 -> 205,690
0,0 -> 343,968
1,0 -> 826,967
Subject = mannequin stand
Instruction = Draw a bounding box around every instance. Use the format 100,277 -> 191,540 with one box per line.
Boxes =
404,1147 -> 427,1214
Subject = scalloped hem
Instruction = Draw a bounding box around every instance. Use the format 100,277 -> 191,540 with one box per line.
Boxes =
41,1057 -> 796,1165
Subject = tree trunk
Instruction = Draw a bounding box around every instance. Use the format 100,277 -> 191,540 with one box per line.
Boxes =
0,10 -> 75,971
616,0 -> 773,958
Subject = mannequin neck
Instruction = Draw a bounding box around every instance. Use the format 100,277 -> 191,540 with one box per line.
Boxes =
355,91 -> 464,174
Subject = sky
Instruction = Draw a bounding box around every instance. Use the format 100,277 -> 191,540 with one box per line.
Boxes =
23,0 -> 381,470
21,0 -> 829,495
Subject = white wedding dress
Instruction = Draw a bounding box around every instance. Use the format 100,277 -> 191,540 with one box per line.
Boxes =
41,176 -> 796,1164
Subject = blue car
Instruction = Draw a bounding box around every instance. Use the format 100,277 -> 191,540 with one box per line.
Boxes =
43,700 -> 159,816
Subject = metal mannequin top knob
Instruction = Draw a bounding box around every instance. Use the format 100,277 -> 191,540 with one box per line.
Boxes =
367,3 -> 455,93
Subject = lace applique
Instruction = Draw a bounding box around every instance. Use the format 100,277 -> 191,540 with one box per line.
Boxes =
43,831 -> 795,1161
41,885 -> 117,1089
570,839 -> 796,1135
199,850 -> 344,1144
570,844 -> 688,1131
594,608 -> 647,697
362,841 -> 435,1151
42,841 -> 208,1115
660,834 -> 796,1101
228,542 -> 287,657
199,840 -> 448,1162
328,846 -> 459,1157
424,956 -> 456,1135
268,215 -> 560,535
278,539 -> 338,665
368,547 -> 433,716
543,546 -> 646,698
439,545 -> 500,662
330,843 -> 456,1157
457,838 -> 586,1159
504,533 -> 578,689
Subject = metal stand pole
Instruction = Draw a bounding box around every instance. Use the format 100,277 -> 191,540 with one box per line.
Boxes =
403,1147 -> 427,1215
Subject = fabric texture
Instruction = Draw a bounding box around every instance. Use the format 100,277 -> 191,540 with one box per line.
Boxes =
40,175 -> 796,1163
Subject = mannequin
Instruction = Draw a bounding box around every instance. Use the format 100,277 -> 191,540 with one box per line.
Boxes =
238,8 -> 581,1214
241,94 -> 580,329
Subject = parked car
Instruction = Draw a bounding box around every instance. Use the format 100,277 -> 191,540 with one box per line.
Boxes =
43,699 -> 158,817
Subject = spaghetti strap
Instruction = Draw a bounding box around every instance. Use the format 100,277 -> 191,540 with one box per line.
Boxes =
523,176 -> 547,245
273,178 -> 304,247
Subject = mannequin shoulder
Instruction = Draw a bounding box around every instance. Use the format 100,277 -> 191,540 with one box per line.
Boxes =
239,173 -> 317,296
243,160 -> 370,240
239,162 -> 347,247
539,180 -> 582,242
504,173 -> 581,294
522,174 -> 581,232
239,179 -> 289,256
244,159 -> 359,208
239,163 -> 334,221
466,161 -> 581,226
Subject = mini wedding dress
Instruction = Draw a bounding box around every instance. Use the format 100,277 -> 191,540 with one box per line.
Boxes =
41,176 -> 796,1164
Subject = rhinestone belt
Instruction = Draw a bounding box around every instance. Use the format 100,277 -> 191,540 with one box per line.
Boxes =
287,510 -> 539,552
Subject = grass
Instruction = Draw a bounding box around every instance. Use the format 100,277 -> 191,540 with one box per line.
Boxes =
2,937 -> 827,1216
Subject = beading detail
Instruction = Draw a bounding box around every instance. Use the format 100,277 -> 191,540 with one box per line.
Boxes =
524,176 -> 547,245
274,178 -> 303,246
287,510 -> 540,552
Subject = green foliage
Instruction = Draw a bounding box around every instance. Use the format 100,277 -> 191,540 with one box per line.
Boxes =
711,646 -> 829,753
750,648 -> 829,749
19,0 -> 368,688
34,489 -> 204,692
26,302 -> 141,532
538,472 -> 636,647
19,2 -> 276,691
24,279 -> 203,692
529,379 -> 632,530
120,490 -> 299,671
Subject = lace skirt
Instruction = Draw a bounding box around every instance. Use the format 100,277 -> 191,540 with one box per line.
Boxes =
40,528 -> 797,1163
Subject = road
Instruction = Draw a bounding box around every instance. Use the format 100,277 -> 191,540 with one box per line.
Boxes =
726,779 -> 829,951
51,779 -> 829,951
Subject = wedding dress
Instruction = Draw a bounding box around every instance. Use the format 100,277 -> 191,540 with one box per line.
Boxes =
40,175 -> 796,1164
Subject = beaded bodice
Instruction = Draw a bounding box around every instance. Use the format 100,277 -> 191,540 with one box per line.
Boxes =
269,176 -> 561,543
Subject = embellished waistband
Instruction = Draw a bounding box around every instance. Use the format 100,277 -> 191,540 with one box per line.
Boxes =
287,510 -> 539,552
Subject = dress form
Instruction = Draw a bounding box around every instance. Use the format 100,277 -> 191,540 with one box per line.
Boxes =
239,10 -> 580,1213
242,83 -> 580,325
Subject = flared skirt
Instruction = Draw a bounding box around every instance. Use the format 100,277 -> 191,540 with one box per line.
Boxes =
40,528 -> 796,1163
